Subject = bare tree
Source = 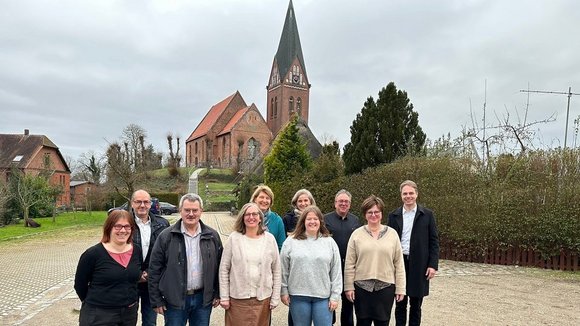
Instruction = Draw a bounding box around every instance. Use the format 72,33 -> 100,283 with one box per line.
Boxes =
166,133 -> 182,177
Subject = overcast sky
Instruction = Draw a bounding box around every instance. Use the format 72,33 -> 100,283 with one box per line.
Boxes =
2,0 -> 580,164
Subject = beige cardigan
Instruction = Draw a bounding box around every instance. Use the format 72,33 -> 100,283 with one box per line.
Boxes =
219,231 -> 281,306
344,226 -> 406,295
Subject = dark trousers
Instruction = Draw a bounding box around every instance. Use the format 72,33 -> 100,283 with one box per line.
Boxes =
357,319 -> 388,326
138,284 -> 157,326
395,255 -> 424,326
79,301 -> 138,326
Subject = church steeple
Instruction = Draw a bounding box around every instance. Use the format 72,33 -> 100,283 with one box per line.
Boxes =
267,0 -> 311,136
274,0 -> 308,84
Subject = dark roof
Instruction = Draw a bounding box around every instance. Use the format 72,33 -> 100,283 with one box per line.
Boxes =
274,0 -> 308,81
0,133 -> 70,171
296,118 -> 322,159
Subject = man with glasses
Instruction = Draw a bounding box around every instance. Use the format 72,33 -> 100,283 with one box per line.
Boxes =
324,189 -> 360,326
131,189 -> 170,326
148,193 -> 223,326
388,180 -> 439,326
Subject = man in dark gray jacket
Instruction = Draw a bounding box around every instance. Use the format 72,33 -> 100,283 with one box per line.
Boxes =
131,189 -> 169,326
148,193 -> 223,326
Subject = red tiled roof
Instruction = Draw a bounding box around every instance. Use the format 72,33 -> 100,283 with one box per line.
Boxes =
217,107 -> 249,136
186,92 -> 238,142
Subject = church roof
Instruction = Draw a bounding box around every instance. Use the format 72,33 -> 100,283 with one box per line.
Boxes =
217,106 -> 249,136
274,0 -> 308,81
187,92 -> 238,142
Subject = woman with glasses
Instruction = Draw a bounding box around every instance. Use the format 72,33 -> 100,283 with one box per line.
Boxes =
74,210 -> 142,326
344,195 -> 406,326
280,205 -> 342,326
219,202 -> 281,326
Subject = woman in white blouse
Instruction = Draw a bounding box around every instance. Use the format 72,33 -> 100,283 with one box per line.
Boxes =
219,202 -> 281,326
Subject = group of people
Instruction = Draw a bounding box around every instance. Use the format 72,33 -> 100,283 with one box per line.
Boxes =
74,180 -> 439,326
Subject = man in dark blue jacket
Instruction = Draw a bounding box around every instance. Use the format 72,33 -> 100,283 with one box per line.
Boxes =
148,193 -> 223,326
388,180 -> 439,326
131,189 -> 170,326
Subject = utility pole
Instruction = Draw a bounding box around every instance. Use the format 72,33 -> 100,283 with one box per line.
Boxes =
519,87 -> 580,148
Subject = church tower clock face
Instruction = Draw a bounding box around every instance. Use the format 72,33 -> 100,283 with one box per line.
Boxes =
292,73 -> 299,84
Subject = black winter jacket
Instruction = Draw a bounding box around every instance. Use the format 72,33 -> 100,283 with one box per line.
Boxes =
148,219 -> 223,309
131,211 -> 169,270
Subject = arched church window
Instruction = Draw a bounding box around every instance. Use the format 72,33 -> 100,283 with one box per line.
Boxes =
289,97 -> 294,115
248,138 -> 258,160
270,98 -> 274,119
274,97 -> 278,118
297,97 -> 302,116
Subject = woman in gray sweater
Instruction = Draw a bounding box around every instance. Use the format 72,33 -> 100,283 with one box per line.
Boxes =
280,205 -> 342,326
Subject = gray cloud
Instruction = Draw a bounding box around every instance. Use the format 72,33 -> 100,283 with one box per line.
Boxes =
2,0 -> 579,162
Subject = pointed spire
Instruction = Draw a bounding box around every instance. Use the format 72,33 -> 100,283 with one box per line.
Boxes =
275,0 -> 307,82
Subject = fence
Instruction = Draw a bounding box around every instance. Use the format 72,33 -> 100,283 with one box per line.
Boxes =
439,240 -> 579,271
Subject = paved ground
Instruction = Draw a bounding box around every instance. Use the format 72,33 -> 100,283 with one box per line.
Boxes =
0,212 -> 578,325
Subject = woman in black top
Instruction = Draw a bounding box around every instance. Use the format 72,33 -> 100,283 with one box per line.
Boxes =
74,210 -> 142,326
282,189 -> 316,234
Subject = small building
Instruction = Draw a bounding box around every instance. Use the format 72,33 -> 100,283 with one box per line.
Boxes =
70,180 -> 96,210
0,129 -> 71,206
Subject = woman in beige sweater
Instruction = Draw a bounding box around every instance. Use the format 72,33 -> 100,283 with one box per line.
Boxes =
219,202 -> 281,326
344,195 -> 406,326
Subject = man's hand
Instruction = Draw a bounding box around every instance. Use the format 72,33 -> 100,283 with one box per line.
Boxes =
212,298 -> 220,308
395,294 -> 405,302
425,267 -> 437,280
153,306 -> 166,315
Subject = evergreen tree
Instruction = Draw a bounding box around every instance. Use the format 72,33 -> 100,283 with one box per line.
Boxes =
343,82 -> 426,174
264,116 -> 312,184
311,141 -> 344,183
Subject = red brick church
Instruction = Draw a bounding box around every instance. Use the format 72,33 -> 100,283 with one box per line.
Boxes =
185,0 -> 320,172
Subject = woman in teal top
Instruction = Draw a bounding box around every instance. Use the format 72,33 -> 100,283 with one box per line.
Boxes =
251,184 -> 286,250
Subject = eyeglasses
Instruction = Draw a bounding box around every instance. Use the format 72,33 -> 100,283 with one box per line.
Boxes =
183,208 -> 200,215
133,200 -> 151,206
366,210 -> 382,216
113,224 -> 132,231
244,212 -> 260,218
337,200 -> 350,204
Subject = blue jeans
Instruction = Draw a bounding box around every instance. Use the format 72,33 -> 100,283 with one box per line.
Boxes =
289,295 -> 332,326
164,292 -> 212,326
139,285 -> 157,326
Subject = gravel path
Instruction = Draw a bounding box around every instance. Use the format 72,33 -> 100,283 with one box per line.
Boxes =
0,213 -> 578,325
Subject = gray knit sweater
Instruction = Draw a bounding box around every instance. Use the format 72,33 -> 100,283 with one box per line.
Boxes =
280,235 -> 342,302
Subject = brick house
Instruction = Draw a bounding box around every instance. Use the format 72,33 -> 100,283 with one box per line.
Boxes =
0,129 -> 71,206
70,180 -> 96,209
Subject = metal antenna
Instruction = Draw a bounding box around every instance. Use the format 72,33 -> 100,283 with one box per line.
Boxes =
519,87 -> 580,148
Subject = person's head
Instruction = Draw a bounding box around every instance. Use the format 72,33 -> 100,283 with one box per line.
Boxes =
291,189 -> 316,211
251,184 -> 274,212
234,202 -> 265,235
361,195 -> 385,226
400,180 -> 418,209
102,209 -> 135,244
131,189 -> 151,219
179,193 -> 204,230
292,205 -> 330,240
334,189 -> 352,217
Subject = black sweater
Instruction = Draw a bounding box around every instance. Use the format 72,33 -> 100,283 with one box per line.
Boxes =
74,243 -> 142,308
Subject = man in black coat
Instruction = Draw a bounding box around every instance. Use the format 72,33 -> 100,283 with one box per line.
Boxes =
387,180 -> 439,326
131,189 -> 170,326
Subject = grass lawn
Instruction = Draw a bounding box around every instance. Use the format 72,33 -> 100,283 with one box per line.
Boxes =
0,211 -> 107,242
